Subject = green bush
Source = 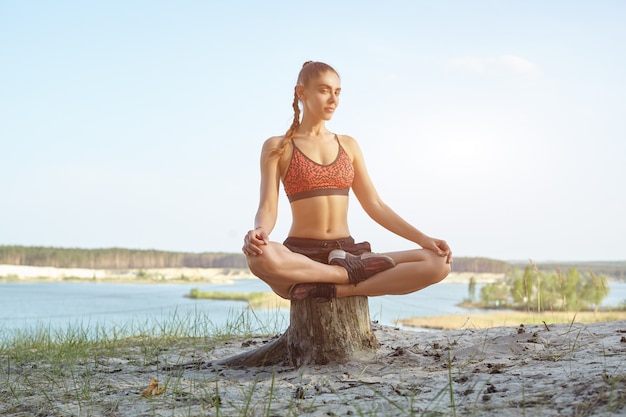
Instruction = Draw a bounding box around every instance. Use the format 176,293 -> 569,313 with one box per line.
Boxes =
477,266 -> 610,312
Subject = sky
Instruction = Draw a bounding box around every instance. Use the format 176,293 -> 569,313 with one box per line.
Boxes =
1,1 -> 625,262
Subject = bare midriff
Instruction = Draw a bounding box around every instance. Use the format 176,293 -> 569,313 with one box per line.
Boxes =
287,195 -> 350,240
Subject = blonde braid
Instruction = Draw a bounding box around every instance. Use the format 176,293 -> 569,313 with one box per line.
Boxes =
278,87 -> 301,154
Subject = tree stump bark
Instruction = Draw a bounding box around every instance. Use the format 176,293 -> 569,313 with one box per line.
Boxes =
218,295 -> 379,368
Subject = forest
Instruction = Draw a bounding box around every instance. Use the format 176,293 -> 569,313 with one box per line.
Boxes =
1,246 -> 625,279
0,245 -> 508,271
0,246 -> 246,268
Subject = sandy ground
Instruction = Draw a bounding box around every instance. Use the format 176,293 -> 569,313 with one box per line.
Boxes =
2,320 -> 625,416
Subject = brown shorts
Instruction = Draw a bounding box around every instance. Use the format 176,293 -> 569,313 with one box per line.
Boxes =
283,236 -> 372,264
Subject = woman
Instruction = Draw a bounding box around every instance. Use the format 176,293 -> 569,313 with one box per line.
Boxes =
242,61 -> 451,301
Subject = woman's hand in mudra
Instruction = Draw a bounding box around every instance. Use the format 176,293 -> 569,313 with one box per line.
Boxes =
242,227 -> 269,256
421,236 -> 453,264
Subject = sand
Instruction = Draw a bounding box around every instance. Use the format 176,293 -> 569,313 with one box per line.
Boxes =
0,264 -> 256,283
2,320 -> 625,416
0,264 -> 502,284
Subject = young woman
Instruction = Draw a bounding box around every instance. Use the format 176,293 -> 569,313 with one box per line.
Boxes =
242,61 -> 452,301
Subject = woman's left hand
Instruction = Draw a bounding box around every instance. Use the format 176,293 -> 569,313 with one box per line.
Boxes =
423,237 -> 453,264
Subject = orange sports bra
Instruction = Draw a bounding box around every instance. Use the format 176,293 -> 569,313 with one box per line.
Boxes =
283,135 -> 355,203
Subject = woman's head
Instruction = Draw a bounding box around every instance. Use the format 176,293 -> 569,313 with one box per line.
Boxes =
284,61 -> 340,141
296,61 -> 339,90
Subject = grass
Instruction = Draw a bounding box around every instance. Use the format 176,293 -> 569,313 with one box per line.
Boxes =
186,288 -> 291,310
0,308 -> 290,416
1,308 -> 625,416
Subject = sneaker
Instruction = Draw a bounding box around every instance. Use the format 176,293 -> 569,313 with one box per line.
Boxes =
289,283 -> 337,301
328,249 -> 396,285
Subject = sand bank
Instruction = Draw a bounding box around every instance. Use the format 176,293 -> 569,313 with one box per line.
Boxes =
2,320 -> 625,416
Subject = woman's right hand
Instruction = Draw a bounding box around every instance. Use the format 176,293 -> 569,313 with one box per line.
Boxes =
242,227 -> 269,256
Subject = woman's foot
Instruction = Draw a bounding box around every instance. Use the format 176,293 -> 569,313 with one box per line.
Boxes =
289,283 -> 337,301
328,250 -> 396,284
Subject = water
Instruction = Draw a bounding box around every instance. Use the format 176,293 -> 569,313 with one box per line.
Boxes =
0,280 -> 288,341
1,280 -> 625,341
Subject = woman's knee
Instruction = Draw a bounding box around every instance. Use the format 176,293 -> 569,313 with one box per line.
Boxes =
246,253 -> 273,278
246,242 -> 285,278
439,261 -> 452,281
433,257 -> 451,283
423,251 -> 451,284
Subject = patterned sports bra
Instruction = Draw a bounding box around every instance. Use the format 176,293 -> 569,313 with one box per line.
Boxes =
283,135 -> 355,203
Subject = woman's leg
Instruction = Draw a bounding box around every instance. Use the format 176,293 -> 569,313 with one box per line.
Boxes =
335,249 -> 450,298
246,241 -> 350,298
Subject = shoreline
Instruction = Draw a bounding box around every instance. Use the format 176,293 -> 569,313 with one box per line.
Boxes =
0,265 -> 256,284
0,264 -> 503,284
398,310 -> 626,330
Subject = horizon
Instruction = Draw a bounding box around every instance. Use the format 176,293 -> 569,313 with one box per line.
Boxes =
1,244 -> 624,264
1,1 -> 624,262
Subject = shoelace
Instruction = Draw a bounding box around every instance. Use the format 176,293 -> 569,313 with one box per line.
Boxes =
342,253 -> 366,284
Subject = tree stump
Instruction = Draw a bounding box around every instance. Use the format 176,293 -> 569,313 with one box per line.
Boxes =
218,295 -> 379,368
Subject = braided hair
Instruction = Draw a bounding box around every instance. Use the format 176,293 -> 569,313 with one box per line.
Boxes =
275,61 -> 339,157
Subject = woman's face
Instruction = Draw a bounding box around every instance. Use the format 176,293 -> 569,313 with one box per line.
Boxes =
299,71 -> 341,121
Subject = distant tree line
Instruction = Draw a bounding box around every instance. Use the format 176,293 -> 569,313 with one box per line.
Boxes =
2,246 -> 509,272
451,257 -> 510,274
1,247 -> 624,280
520,261 -> 626,282
0,246 -> 248,269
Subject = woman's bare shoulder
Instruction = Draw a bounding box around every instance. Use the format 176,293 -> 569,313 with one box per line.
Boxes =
262,135 -> 285,148
260,135 -> 289,155
336,133 -> 360,144
336,134 -> 362,155
260,136 -> 292,172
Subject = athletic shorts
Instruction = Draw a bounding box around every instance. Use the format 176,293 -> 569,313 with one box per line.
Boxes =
283,236 -> 372,264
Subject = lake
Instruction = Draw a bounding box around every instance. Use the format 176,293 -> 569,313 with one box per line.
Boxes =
1,279 -> 625,342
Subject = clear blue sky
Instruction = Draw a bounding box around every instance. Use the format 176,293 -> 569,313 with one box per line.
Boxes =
1,1 -> 624,262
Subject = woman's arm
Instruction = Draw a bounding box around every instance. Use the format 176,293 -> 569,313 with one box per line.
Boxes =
243,137 -> 282,256
345,136 -> 452,263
